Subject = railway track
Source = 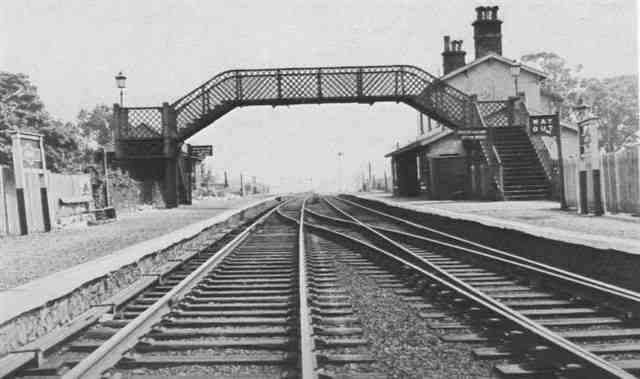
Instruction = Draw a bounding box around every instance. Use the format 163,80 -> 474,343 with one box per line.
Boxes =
5,193 -> 640,378
303,195 -> 640,378
1,213 -> 261,379
3,197 -> 383,379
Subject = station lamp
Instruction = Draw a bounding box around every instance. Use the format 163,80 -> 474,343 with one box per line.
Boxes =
115,71 -> 127,106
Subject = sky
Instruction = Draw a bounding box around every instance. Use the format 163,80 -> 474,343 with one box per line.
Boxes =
2,0 -> 638,192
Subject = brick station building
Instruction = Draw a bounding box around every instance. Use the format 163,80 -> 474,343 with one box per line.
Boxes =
388,6 -> 579,200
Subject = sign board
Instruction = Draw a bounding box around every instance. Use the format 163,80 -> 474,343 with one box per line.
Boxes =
190,145 -> 213,159
21,138 -> 44,169
457,129 -> 486,141
529,115 -> 558,137
9,130 -> 50,234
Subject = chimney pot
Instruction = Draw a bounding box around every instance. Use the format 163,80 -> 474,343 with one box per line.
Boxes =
473,5 -> 503,59
442,37 -> 466,75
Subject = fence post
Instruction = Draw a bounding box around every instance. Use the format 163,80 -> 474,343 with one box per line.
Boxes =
10,132 -> 28,235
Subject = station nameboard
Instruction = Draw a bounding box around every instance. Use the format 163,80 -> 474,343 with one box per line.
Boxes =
529,114 -> 558,137
190,145 -> 213,159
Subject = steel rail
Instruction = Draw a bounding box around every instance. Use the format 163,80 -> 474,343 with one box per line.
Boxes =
61,200 -> 290,379
297,197 -> 319,379
321,196 -> 634,379
335,196 -> 640,311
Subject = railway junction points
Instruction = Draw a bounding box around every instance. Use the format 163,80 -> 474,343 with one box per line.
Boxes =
1,194 -> 640,378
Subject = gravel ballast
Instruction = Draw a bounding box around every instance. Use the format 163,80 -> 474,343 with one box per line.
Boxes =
317,233 -> 499,378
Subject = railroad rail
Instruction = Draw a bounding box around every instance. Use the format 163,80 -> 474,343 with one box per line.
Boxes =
303,195 -> 640,378
3,197 -> 383,379
5,193 -> 640,378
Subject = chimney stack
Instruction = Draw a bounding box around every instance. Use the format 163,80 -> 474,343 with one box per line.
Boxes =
473,6 -> 502,59
442,36 -> 466,75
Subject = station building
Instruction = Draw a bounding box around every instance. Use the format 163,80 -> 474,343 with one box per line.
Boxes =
388,6 -> 579,200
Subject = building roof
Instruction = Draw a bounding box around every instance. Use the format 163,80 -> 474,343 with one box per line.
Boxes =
385,129 -> 454,157
440,53 -> 548,81
386,121 -> 577,158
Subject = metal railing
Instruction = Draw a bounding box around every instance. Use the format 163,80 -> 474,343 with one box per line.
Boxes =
475,102 -> 504,196
169,65 -> 482,140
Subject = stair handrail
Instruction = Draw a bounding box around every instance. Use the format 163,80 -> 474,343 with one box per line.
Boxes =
491,144 -> 502,165
474,102 -> 504,194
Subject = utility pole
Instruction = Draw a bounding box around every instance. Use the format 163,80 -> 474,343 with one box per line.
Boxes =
368,162 -> 372,190
337,152 -> 344,193
384,171 -> 388,192
224,171 -> 229,188
103,146 -> 110,207
240,174 -> 244,196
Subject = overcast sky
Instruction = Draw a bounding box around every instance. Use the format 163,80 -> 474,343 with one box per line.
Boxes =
2,0 -> 638,192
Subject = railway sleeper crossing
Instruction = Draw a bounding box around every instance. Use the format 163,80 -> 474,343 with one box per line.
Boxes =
3,195 -> 640,378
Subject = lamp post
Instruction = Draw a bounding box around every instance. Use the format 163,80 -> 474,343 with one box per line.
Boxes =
510,63 -> 521,96
115,71 -> 127,107
337,152 -> 344,193
572,99 -> 603,215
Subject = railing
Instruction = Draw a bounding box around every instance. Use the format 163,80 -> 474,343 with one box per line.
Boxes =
118,107 -> 163,139
520,103 -> 556,184
476,100 -> 511,127
475,102 -> 504,197
169,65 -> 482,140
492,145 -> 504,191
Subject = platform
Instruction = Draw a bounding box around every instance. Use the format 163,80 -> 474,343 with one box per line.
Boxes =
352,193 -> 640,255
0,196 -> 273,290
0,196 -> 278,331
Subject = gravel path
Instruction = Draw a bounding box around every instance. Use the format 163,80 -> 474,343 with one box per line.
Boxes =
0,196 -> 268,290
361,194 -> 640,241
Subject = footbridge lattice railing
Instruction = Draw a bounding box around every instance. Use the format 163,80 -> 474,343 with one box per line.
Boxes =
115,65 -> 485,148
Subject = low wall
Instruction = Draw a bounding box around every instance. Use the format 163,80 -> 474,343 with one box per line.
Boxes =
348,195 -> 640,293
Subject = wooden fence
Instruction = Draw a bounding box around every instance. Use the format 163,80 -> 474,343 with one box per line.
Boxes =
562,145 -> 640,215
0,165 -> 92,235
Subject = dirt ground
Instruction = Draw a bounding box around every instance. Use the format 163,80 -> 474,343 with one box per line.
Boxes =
0,196 -> 268,290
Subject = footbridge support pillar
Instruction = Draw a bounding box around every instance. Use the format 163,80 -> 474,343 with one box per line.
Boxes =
162,102 -> 179,209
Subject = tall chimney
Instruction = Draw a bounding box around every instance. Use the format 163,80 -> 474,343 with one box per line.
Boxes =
473,6 -> 502,59
442,36 -> 466,75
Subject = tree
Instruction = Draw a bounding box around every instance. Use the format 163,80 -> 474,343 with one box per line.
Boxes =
0,72 -> 83,171
521,52 -> 639,151
77,104 -> 113,149
582,75 -> 638,151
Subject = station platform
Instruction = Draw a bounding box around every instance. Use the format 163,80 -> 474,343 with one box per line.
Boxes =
0,196 -> 279,355
0,196 -> 271,291
352,193 -> 640,255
